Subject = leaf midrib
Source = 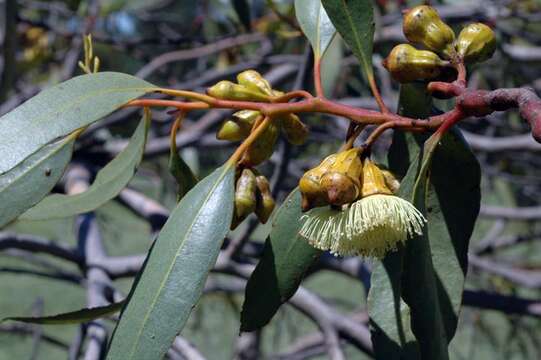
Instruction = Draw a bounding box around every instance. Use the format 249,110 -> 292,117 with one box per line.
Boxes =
125,164 -> 232,359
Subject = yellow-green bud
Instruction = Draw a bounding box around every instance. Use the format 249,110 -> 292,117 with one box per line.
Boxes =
242,122 -> 280,166
237,70 -> 274,96
255,175 -> 275,224
381,169 -> 400,194
320,172 -> 359,206
207,80 -> 271,102
281,114 -> 309,145
456,23 -> 496,63
383,44 -> 448,83
217,120 -> 247,141
234,169 -> 257,220
403,5 -> 456,58
299,154 -> 338,211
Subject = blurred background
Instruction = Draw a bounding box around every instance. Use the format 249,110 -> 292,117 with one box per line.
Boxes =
1,0 -> 541,359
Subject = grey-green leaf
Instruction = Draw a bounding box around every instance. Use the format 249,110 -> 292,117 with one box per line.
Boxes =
106,164 -> 235,360
295,0 -> 336,58
0,72 -> 156,174
2,302 -> 124,325
20,113 -> 150,221
240,189 -> 322,332
169,148 -> 198,202
0,135 -> 76,228
321,0 -> 375,80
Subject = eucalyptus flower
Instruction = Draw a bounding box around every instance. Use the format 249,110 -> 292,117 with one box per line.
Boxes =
299,159 -> 426,258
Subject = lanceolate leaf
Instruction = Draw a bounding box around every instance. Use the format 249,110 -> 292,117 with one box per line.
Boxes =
0,72 -> 156,174
240,189 -> 322,332
107,164 -> 235,360
368,84 -> 481,359
295,0 -> 336,58
321,0 -> 375,80
0,135 -> 76,228
20,113 -> 151,221
2,302 -> 124,325
401,129 -> 481,360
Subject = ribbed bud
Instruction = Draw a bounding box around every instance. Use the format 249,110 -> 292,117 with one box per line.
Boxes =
281,114 -> 309,145
456,23 -> 496,63
403,5 -> 455,58
383,44 -> 448,83
242,122 -> 280,166
207,80 -> 271,102
234,168 -> 257,221
255,175 -> 275,224
237,70 -> 274,96
299,154 -> 338,211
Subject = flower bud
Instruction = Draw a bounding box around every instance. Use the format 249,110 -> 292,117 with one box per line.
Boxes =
320,172 -> 359,206
299,154 -> 338,211
242,122 -> 279,166
255,175 -> 275,224
360,159 -> 393,197
403,5 -> 455,58
217,120 -> 247,141
234,169 -> 257,221
456,23 -> 496,63
381,169 -> 400,193
383,44 -> 448,83
237,70 -> 274,96
281,114 -> 309,145
207,80 -> 271,102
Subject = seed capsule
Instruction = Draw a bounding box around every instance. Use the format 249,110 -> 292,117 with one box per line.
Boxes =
234,169 -> 257,221
299,154 -> 338,211
456,23 -> 496,63
383,44 -> 448,83
237,70 -> 274,96
403,5 -> 455,58
281,114 -> 309,145
207,80 -> 271,102
254,175 -> 276,224
242,122 -> 280,166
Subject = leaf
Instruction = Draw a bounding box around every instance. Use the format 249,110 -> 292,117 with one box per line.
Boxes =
232,0 -> 252,30
106,164 -> 235,360
295,0 -> 336,58
0,135 -> 76,228
20,112 -> 151,221
401,129 -> 481,360
240,189 -> 322,332
2,302 -> 124,325
321,0 -> 375,81
169,146 -> 198,202
320,35 -> 343,97
0,72 -> 156,174
368,84 -> 482,359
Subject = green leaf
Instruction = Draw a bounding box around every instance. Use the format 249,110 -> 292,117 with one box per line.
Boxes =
368,84 -> 481,360
0,135 -> 76,228
295,0 -> 336,58
107,164 -> 235,360
169,146 -> 198,202
20,112 -> 151,221
401,129 -> 481,360
2,302 -> 124,325
321,0 -> 375,81
0,72 -> 156,174
240,189 -> 322,332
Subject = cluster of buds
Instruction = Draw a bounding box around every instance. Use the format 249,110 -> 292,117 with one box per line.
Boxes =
383,5 -> 496,83
209,70 -> 309,166
232,168 -> 275,229
298,149 -> 425,258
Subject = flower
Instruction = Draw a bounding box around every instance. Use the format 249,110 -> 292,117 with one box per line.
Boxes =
298,158 -> 426,258
299,194 -> 426,258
